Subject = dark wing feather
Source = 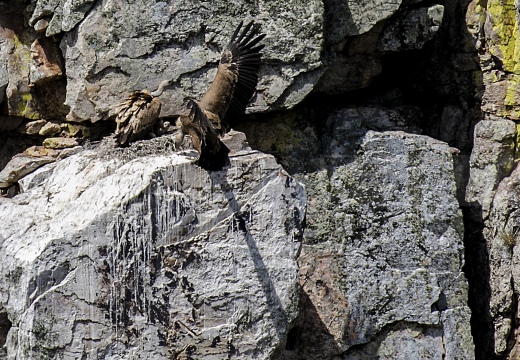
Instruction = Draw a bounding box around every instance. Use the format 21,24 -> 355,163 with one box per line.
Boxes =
183,99 -> 230,171
115,92 -> 161,146
199,21 -> 265,132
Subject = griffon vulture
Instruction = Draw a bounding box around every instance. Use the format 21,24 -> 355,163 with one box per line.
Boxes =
175,21 -> 265,171
114,79 -> 171,146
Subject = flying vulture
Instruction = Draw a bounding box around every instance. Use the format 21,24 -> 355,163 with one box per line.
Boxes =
114,79 -> 171,146
175,21 -> 265,171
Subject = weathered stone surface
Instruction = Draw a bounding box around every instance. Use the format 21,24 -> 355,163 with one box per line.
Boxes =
378,5 -> 444,52
325,0 -> 403,44
466,0 -> 520,119
244,102 -> 474,358
291,131 -> 472,358
38,121 -> 62,136
240,106 -> 423,174
42,137 -> 79,149
0,136 -> 306,359
0,150 -> 56,187
465,119 -> 517,219
484,164 -> 520,357
29,0 -> 96,36
0,37 -> 7,105
59,1 -> 323,122
18,119 -> 46,135
1,28 -> 39,119
29,38 -> 64,86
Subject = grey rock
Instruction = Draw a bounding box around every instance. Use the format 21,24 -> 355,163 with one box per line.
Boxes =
325,0 -> 403,44
0,153 -> 56,188
38,122 -> 62,136
378,5 -> 445,52
33,19 -> 49,33
239,106 -> 423,174
29,0 -> 96,36
18,119 -> 47,135
484,163 -> 520,356
0,136 -> 306,359
294,131 -> 473,358
59,1 -> 324,122
42,137 -> 79,149
465,119 -> 517,219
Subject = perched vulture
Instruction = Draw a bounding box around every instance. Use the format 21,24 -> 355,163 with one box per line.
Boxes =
175,21 -> 265,171
114,79 -> 171,146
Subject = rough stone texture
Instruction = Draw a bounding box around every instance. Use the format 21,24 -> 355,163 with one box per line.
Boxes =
314,23 -> 385,94
0,37 -> 8,105
239,106 -> 423,174
29,0 -> 96,37
38,122 -> 62,136
465,119 -> 517,219
58,0 -> 324,122
0,148 -> 57,188
29,38 -> 64,86
293,131 -> 472,359
19,119 -> 46,135
42,136 -> 79,149
325,0 -> 403,44
241,107 -> 474,359
378,5 -> 445,52
0,136 -> 306,359
466,0 -> 520,119
484,164 -> 520,357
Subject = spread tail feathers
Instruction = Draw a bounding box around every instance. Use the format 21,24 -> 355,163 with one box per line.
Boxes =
196,140 -> 230,171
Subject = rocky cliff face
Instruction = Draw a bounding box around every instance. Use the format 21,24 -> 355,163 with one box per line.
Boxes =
1,0 -> 519,359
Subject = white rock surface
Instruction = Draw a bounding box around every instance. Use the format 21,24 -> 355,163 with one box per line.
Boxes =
0,137 -> 306,359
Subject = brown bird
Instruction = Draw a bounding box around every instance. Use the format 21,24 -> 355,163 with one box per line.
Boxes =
114,79 -> 171,146
175,20 -> 265,170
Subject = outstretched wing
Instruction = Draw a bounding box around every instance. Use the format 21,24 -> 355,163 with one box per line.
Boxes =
183,99 -> 230,170
115,91 -> 161,146
199,21 -> 265,132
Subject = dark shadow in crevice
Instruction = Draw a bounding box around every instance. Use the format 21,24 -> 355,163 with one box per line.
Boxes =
0,310 -> 12,357
272,290 -> 342,360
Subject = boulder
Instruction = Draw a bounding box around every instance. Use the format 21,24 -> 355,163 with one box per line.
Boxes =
57,0 -> 324,122
0,135 -> 306,359
294,131 -> 473,358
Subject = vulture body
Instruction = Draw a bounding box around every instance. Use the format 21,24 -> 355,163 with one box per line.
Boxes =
175,21 -> 265,171
115,80 -> 171,146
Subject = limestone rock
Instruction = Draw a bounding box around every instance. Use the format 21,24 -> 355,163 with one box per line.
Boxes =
466,0 -> 520,119
2,28 -> 40,119
0,136 -> 306,359
29,38 -> 64,86
42,137 -> 79,149
18,119 -> 46,135
484,164 -> 520,357
0,40 -> 7,106
378,5 -> 445,52
294,131 -> 473,358
465,119 -> 517,219
59,1 -> 324,122
29,0 -> 96,36
38,122 -> 62,136
0,148 -> 56,188
239,106 -> 423,174
325,0 -> 403,44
